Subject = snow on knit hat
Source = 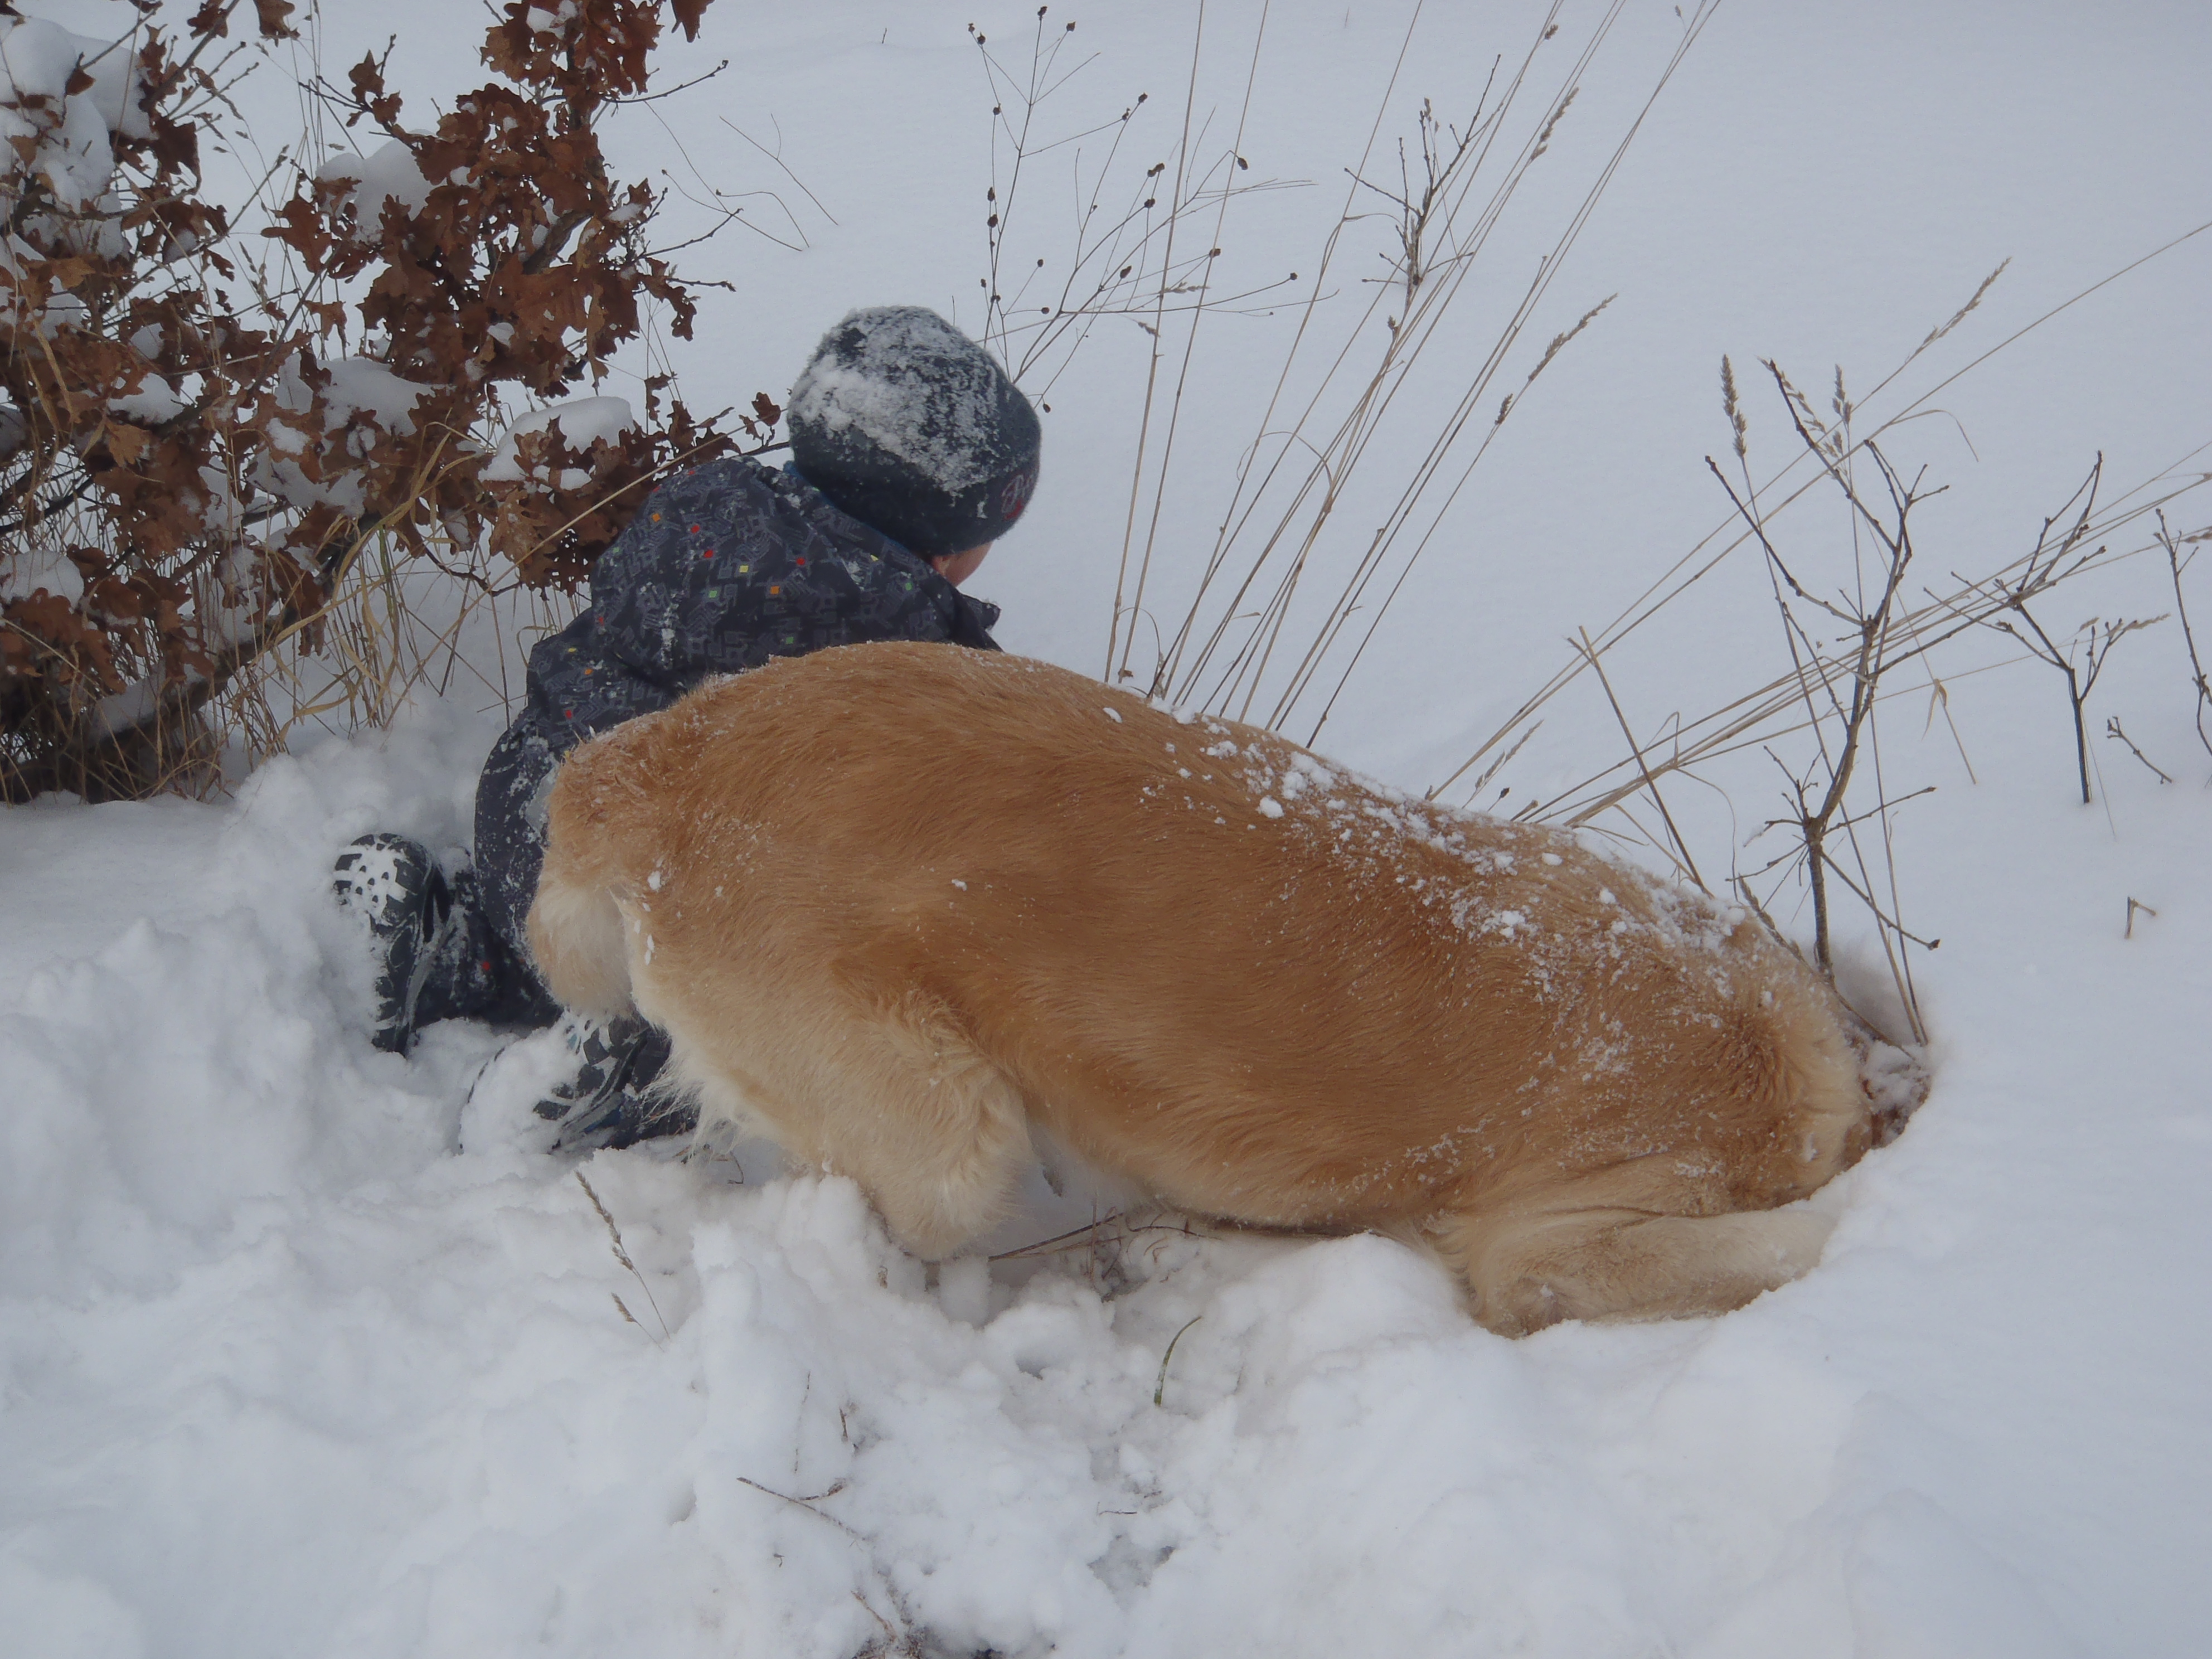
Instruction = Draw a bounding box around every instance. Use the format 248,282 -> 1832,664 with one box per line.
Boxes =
787,307 -> 1041,556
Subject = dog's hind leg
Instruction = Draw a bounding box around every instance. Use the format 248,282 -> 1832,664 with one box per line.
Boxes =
844,1000 -> 1034,1259
1434,1200 -> 1836,1338
671,986 -> 1033,1260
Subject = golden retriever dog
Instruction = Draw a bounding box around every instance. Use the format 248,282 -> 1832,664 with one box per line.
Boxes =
528,641 -> 1903,1336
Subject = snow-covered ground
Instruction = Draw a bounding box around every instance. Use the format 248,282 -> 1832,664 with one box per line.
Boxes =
5,3 -> 2209,1655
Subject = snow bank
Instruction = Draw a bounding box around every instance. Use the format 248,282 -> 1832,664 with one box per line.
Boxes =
5,695 -> 2205,1657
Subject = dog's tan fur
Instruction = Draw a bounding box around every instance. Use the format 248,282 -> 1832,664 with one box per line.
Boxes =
530,641 -> 1888,1335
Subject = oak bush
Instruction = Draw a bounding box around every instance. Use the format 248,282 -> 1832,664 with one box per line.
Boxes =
0,0 -> 759,801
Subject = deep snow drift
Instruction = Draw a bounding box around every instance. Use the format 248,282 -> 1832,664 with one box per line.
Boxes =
4,2 -> 2210,1656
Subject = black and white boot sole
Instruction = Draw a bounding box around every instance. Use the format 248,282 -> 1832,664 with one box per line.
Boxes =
535,1014 -> 693,1151
333,832 -> 451,1054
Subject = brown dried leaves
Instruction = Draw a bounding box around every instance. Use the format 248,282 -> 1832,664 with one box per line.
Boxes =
3,0 -> 738,798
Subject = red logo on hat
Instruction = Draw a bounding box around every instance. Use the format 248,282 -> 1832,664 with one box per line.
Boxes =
998,466 -> 1036,523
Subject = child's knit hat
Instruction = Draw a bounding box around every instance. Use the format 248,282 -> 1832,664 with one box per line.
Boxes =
787,307 -> 1041,556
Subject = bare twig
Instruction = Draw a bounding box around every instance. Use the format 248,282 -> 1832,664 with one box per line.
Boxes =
2158,508 -> 2212,762
2106,716 -> 2173,784
1575,628 -> 1703,888
1435,220 -> 2212,809
1980,583 -> 2164,807
1168,1 -> 1714,734
1719,384 -> 1922,982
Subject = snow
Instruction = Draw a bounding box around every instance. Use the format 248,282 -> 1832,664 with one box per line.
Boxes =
317,140 -> 436,243
789,306 -> 1018,492
0,17 -> 130,207
259,357 -> 442,515
322,357 -> 437,435
0,537 -> 81,604
483,396 -> 638,483
67,27 -> 148,142
525,1 -> 580,35
106,373 -> 183,425
4,2 -> 2211,1656
1,18 -> 86,104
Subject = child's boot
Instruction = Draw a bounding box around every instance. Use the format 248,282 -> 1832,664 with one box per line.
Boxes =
332,833 -> 454,1054
535,1015 -> 696,1149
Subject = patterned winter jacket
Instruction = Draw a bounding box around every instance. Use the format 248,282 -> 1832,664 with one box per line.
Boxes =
469,455 -> 1002,963
525,454 -> 1000,742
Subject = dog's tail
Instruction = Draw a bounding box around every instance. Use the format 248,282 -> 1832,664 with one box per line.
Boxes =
524,727 -> 654,1018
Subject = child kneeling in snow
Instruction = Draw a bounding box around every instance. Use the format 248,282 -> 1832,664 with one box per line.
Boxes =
334,307 -> 1041,1146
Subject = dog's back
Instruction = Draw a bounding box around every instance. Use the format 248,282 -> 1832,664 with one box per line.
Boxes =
532,642 -> 1880,1334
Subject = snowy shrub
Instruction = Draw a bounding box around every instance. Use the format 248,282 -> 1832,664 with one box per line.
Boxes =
0,0 -> 766,802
